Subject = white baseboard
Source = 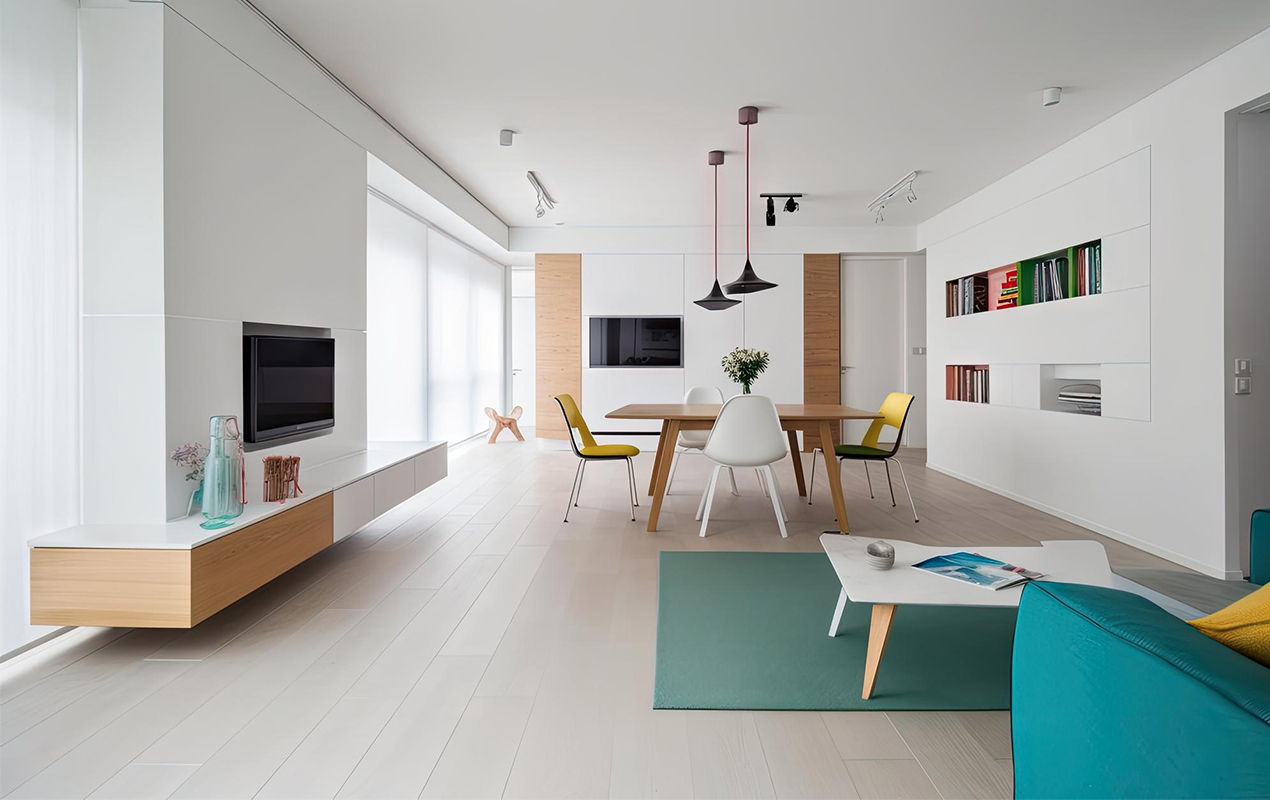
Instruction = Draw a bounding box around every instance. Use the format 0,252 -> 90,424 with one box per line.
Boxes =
925,462 -> 1241,581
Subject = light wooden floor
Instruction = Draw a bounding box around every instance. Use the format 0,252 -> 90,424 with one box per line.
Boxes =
1,437 -> 1186,800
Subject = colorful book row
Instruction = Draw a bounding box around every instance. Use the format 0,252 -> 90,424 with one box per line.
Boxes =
946,365 -> 989,404
944,239 -> 1101,318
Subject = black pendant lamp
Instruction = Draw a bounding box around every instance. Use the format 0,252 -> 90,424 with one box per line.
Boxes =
724,106 -> 778,294
694,150 -> 741,311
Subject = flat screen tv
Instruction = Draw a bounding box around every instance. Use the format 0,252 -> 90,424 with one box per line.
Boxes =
589,317 -> 682,367
243,335 -> 335,443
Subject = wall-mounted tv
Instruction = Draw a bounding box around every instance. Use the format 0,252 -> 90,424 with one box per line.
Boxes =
243,335 -> 335,443
589,317 -> 682,367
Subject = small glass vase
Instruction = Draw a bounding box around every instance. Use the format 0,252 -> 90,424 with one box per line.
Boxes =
201,415 -> 245,530
185,481 -> 204,517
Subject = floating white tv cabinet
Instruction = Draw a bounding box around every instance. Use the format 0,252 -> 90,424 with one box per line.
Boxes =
27,441 -> 446,629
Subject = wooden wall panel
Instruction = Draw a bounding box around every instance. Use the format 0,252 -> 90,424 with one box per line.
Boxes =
190,493 -> 332,625
31,548 -> 193,628
804,254 -> 841,451
535,254 -> 581,439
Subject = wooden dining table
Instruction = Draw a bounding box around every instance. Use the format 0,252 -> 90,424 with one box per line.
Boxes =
606,403 -> 883,533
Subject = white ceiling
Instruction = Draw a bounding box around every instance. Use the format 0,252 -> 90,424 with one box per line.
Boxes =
254,0 -> 1270,229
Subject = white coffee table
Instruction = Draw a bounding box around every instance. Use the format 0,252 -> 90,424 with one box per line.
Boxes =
819,534 -> 1116,699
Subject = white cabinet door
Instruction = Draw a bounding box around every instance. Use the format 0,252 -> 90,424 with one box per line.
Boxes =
374,460 -> 416,517
414,447 -> 447,493
333,477 -> 375,542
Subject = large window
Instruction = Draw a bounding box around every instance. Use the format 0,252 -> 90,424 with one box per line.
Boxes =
366,192 -> 505,445
427,229 -> 504,443
366,193 -> 428,440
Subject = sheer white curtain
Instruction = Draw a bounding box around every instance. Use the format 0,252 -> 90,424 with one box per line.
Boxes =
1,0 -> 80,654
427,230 -> 504,443
366,194 -> 428,441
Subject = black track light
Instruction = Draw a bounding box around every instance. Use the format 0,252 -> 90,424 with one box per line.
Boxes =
765,197 -> 776,227
784,197 -> 799,213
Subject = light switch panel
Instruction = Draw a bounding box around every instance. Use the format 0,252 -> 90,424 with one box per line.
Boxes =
911,346 -> 927,356
1235,358 -> 1252,377
1236,377 -> 1252,395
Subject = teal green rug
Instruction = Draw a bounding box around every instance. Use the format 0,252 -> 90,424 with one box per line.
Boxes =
654,551 -> 1016,710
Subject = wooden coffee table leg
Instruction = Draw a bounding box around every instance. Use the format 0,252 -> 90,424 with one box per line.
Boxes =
820,421 -> 851,532
646,420 -> 680,532
648,420 -> 670,496
862,603 -> 897,700
787,431 -> 807,496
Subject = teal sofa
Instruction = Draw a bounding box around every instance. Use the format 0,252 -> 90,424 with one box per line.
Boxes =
1012,582 -> 1270,799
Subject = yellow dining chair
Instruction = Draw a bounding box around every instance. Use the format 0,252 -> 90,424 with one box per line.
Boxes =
808,392 -> 918,522
554,394 -> 641,523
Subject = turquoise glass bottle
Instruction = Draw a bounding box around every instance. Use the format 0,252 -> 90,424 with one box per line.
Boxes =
201,415 -> 245,529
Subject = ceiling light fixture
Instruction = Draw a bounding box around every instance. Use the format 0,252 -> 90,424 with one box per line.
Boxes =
527,171 -> 556,218
759,193 -> 803,226
500,129 -> 515,146
867,171 -> 918,225
1042,87 -> 1062,107
693,150 -> 741,311
724,106 -> 778,295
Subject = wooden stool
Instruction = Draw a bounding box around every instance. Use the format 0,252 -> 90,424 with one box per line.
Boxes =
485,406 -> 525,443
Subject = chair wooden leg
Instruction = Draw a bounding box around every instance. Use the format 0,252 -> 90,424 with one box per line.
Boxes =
488,425 -> 501,444
508,419 -> 525,441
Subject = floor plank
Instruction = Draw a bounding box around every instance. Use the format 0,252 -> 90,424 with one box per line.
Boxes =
5,441 -> 1209,800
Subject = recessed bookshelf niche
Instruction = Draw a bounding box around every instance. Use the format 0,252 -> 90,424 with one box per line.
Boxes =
1040,363 -> 1102,416
946,365 -> 990,404
945,239 -> 1103,318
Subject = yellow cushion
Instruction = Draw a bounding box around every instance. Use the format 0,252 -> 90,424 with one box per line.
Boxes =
579,444 -> 640,458
1187,583 -> 1270,667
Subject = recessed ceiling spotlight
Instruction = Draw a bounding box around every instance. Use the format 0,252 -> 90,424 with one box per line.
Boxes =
500,129 -> 515,146
1042,87 -> 1062,107
554,221 -> 565,226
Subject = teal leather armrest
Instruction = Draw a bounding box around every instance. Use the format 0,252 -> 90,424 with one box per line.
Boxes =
1012,582 -> 1270,799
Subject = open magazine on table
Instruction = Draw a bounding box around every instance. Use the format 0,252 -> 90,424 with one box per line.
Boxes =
911,551 -> 1046,591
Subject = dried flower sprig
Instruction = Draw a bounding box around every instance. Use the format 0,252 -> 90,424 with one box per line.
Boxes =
170,442 -> 208,482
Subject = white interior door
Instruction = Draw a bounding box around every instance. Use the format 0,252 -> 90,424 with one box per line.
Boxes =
511,295 -> 536,423
842,257 -> 905,444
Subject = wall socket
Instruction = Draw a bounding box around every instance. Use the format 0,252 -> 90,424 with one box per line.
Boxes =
1235,358 -> 1252,377
1236,377 -> 1252,395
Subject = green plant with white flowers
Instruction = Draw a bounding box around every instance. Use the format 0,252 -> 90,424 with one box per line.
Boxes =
721,347 -> 771,394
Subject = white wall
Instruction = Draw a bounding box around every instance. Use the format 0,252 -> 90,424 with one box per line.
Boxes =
580,252 -> 803,433
1224,106 -> 1270,575
0,0 -> 79,655
163,0 -> 508,255
919,28 -> 1270,578
904,255 -> 928,447
81,5 -> 369,524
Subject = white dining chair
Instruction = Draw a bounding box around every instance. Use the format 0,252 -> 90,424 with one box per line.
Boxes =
695,394 -> 790,538
665,386 -> 739,496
